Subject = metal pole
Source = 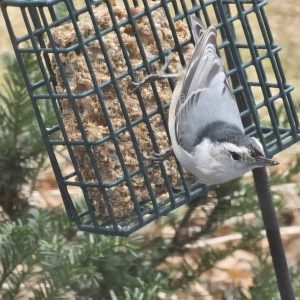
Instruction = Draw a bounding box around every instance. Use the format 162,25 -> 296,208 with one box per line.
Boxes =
253,167 -> 295,300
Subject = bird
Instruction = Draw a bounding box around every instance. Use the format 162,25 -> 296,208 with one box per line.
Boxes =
130,16 -> 279,185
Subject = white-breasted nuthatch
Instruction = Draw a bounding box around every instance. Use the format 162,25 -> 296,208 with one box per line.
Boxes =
130,16 -> 278,185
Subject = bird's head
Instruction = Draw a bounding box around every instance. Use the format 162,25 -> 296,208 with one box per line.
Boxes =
192,123 -> 279,184
214,136 -> 279,172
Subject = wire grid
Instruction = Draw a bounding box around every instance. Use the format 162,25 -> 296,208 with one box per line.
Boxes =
1,0 -> 299,235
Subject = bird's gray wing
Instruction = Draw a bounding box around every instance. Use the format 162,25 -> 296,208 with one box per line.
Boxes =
177,16 -> 218,104
174,17 -> 244,152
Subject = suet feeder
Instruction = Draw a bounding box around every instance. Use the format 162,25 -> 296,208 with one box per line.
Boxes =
1,0 -> 299,236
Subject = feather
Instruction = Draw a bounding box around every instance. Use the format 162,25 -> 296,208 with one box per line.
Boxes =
173,17 -> 243,152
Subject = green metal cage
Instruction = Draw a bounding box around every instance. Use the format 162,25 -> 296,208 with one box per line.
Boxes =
1,0 -> 299,236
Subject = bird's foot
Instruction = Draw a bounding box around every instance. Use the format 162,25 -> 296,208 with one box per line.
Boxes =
129,52 -> 179,92
143,148 -> 174,164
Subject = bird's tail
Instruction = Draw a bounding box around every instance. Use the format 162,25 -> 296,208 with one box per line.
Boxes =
190,16 -> 207,45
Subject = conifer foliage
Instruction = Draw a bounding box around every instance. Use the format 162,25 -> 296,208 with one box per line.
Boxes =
0,54 -> 50,217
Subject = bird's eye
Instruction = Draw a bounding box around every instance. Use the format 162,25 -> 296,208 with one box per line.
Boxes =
230,151 -> 240,160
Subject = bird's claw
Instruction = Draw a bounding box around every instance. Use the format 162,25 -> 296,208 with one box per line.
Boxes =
142,149 -> 174,164
128,81 -> 141,93
142,152 -> 165,164
128,74 -> 161,93
128,51 -> 178,93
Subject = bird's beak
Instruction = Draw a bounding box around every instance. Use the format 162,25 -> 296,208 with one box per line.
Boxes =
256,156 -> 279,166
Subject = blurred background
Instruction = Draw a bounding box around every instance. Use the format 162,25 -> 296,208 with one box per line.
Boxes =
0,0 -> 299,299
